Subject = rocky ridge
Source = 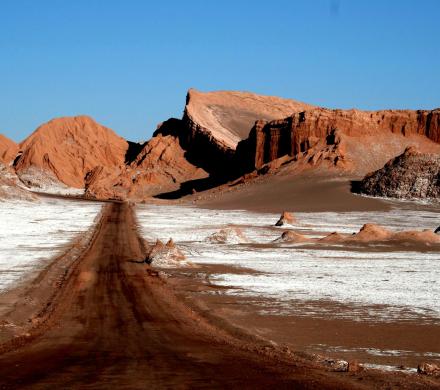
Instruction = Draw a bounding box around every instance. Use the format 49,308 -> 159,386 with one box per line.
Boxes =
235,107 -> 440,176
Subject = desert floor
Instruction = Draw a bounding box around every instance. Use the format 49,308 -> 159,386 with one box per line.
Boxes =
0,182 -> 439,388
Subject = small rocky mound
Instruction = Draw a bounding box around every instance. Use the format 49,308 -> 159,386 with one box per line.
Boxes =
392,230 -> 440,244
275,230 -> 309,243
275,211 -> 296,226
319,232 -> 347,243
350,224 -> 440,245
206,227 -> 248,244
352,224 -> 392,242
357,147 -> 440,199
145,239 -> 186,267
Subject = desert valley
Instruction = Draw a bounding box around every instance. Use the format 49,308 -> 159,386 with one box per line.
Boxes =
0,88 -> 439,388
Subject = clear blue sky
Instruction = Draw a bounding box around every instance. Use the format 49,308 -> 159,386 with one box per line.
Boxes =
1,0 -> 439,142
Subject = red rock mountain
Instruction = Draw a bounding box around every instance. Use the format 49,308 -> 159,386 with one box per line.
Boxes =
5,90 -> 440,201
84,134 -> 207,200
154,89 -> 314,178
0,134 -> 18,164
235,107 -> 440,176
15,116 -> 129,188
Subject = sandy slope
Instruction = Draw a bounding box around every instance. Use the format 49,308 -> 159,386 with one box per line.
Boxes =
0,202 -> 437,388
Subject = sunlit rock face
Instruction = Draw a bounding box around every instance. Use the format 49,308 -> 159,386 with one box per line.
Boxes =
235,108 -> 440,176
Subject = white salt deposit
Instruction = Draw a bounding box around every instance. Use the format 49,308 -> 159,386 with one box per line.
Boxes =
136,204 -> 440,323
0,198 -> 101,291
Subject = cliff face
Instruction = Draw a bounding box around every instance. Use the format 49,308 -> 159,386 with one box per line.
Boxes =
0,134 -> 18,164
155,89 -> 313,179
15,116 -> 129,188
235,108 -> 440,175
357,147 -> 440,199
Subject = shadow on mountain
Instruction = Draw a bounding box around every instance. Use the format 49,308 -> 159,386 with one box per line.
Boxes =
125,141 -> 146,165
154,176 -> 227,200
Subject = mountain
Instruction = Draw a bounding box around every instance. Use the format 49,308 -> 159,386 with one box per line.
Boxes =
84,134 -> 207,200
235,107 -> 440,176
0,134 -> 18,164
154,89 -> 314,178
14,116 -> 129,189
5,90 -> 440,202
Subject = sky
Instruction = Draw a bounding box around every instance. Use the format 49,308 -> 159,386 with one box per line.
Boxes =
0,0 -> 439,142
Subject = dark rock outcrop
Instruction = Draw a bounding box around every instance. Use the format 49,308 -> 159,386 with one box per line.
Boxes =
357,147 -> 440,199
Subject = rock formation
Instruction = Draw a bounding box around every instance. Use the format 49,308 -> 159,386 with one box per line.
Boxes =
15,116 -> 129,189
145,239 -> 187,267
5,90 -> 440,201
275,230 -> 309,243
0,134 -> 18,164
356,147 -> 440,199
0,163 -> 36,201
206,227 -> 249,244
275,211 -> 296,226
352,224 -> 393,242
84,134 -> 207,200
154,89 -> 313,179
318,224 -> 440,245
235,107 -> 440,176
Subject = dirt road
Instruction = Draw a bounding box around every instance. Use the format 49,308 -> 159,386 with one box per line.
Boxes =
0,203 -> 436,389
